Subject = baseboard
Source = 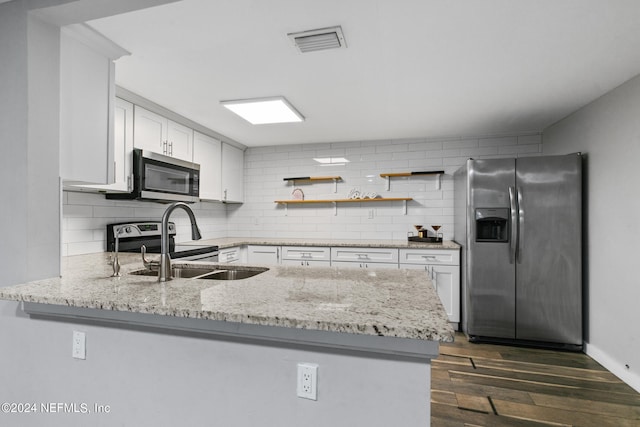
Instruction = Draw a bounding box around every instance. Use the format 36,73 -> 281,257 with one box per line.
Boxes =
584,342 -> 640,393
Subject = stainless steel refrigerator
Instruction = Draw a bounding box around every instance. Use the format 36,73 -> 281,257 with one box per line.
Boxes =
453,154 -> 582,350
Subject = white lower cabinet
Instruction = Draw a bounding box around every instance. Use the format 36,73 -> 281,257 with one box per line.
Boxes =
330,247 -> 399,265
331,261 -> 399,270
247,245 -> 280,265
399,249 -> 460,327
281,246 -> 330,267
218,246 -> 243,264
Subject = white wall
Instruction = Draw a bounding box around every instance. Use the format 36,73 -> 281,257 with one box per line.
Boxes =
228,134 -> 542,242
0,1 -> 62,285
1,1 -> 33,286
544,75 -> 640,392
62,191 -> 227,255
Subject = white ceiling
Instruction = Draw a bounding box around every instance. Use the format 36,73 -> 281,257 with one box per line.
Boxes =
87,0 -> 640,147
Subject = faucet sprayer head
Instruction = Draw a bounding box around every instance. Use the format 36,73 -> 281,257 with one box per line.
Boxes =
191,223 -> 202,240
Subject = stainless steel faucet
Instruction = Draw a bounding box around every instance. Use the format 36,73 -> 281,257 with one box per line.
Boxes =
158,202 -> 202,282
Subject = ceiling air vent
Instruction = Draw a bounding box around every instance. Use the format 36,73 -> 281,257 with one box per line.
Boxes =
288,26 -> 346,53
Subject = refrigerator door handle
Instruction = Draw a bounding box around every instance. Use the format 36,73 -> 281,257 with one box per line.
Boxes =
517,187 -> 524,263
509,186 -> 518,264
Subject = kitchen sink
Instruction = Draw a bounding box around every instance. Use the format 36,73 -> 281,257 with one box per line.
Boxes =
130,267 -> 217,279
201,268 -> 268,280
130,266 -> 268,280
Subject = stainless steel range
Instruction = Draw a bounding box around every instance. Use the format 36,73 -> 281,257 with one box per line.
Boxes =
106,221 -> 219,262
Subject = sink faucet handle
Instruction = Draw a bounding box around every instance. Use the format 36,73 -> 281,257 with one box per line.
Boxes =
141,245 -> 158,270
110,225 -> 125,277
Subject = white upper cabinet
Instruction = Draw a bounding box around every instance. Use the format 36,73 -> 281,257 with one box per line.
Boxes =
59,24 -> 129,184
221,143 -> 244,203
133,106 -> 193,162
193,131 -> 222,201
106,98 -> 134,192
167,121 -> 193,161
69,98 -> 134,193
133,106 -> 166,153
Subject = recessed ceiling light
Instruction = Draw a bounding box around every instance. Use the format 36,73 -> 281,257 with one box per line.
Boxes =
220,97 -> 304,125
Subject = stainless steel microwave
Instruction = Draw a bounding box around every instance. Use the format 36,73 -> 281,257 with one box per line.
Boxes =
107,149 -> 200,203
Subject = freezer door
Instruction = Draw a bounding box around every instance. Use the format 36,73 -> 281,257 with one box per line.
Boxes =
515,155 -> 582,345
466,158 -> 516,339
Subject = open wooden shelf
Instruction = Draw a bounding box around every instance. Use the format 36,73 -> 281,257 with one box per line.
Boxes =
283,176 -> 342,192
275,197 -> 411,204
380,170 -> 445,190
283,176 -> 342,182
275,197 -> 413,216
379,171 -> 444,178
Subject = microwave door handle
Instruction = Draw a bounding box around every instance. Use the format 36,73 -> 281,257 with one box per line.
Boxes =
509,186 -> 518,264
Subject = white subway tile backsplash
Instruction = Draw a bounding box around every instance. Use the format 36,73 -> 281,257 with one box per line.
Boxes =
232,133 -> 540,242
443,139 -> 478,149
517,134 -> 542,145
479,136 -> 518,147
62,133 -> 541,254
498,144 -> 541,155
63,204 -> 94,218
62,193 -> 227,255
92,206 -> 136,218
67,241 -> 106,256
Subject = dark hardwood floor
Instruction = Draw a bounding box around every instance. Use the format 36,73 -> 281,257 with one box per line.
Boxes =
432,332 -> 640,426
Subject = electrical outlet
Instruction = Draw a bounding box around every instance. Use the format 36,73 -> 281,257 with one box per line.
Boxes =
368,209 -> 374,219
72,330 -> 86,360
297,363 -> 318,400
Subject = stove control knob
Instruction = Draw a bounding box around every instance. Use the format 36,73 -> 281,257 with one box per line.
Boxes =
125,226 -> 132,234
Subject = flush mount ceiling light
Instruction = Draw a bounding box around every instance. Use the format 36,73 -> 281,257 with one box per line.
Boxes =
288,26 -> 346,53
220,97 -> 304,125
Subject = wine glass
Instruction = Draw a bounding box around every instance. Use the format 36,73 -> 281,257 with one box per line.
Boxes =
431,225 -> 441,241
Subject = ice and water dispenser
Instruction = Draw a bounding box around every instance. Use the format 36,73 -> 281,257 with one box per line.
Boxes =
475,208 -> 509,242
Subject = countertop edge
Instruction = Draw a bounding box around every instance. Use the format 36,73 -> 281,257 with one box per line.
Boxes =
184,237 -> 461,250
23,302 -> 446,359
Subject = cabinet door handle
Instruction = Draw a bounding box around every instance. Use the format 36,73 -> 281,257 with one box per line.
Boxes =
163,140 -> 168,155
169,141 -> 173,156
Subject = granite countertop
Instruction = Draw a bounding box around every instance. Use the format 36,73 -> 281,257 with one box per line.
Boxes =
181,237 -> 461,250
0,253 -> 454,343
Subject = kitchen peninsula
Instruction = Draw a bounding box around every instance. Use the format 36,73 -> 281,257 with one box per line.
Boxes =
0,252 -> 454,427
